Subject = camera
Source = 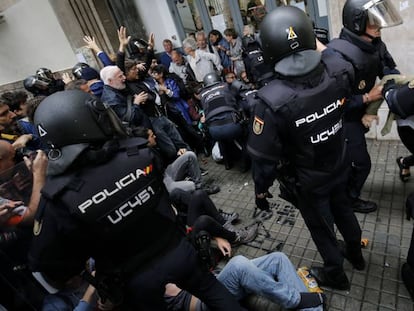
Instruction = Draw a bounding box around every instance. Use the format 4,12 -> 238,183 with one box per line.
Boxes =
194,231 -> 215,271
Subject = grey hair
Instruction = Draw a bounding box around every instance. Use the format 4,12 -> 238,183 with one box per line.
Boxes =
100,65 -> 120,85
182,37 -> 197,50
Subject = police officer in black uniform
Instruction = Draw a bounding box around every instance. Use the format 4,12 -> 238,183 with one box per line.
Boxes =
28,90 -> 243,310
247,6 -> 364,290
241,26 -> 273,88
23,68 -> 65,97
200,72 -> 249,171
383,79 -> 414,300
327,0 -> 403,213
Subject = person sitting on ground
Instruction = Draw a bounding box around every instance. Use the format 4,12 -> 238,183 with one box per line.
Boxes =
170,188 -> 258,247
133,127 -> 219,195
165,251 -> 325,311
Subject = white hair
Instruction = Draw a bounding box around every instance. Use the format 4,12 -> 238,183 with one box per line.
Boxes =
182,37 -> 197,50
100,66 -> 120,85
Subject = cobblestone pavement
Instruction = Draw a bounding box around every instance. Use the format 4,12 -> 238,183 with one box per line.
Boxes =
202,139 -> 414,311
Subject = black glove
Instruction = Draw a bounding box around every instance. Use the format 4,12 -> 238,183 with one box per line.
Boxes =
382,79 -> 397,97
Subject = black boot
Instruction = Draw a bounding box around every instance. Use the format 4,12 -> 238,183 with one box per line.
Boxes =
310,266 -> 350,290
218,141 -> 232,170
352,198 -> 377,213
402,262 -> 414,300
337,240 -> 366,270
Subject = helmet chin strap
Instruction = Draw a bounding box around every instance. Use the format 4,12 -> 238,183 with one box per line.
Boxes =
363,32 -> 377,40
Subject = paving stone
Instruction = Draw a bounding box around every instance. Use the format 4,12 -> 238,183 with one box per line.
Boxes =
203,140 -> 414,310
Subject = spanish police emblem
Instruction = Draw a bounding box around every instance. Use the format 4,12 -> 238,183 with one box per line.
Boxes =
253,116 -> 264,135
358,80 -> 366,90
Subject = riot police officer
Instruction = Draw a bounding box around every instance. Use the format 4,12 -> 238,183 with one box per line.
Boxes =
241,24 -> 273,88
28,90 -> 243,310
247,6 -> 364,290
23,68 -> 65,97
383,79 -> 414,299
328,0 -> 403,213
200,72 -> 249,171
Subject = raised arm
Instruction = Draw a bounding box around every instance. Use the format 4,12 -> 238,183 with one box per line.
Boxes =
83,35 -> 113,66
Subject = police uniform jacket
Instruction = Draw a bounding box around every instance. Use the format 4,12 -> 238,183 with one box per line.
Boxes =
29,137 -> 181,283
328,28 -> 398,123
200,82 -> 240,125
247,49 -> 354,190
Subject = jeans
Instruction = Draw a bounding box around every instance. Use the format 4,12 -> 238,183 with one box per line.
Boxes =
163,151 -> 201,193
127,238 -> 243,310
217,253 -> 323,311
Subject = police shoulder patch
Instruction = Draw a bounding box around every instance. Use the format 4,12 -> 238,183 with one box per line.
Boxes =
253,116 -> 264,135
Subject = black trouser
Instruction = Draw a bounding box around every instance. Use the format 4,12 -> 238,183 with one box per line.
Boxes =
126,238 -> 243,310
397,125 -> 414,167
187,190 -> 237,243
297,172 -> 362,274
408,227 -> 414,268
186,190 -> 225,225
344,121 -> 371,199
192,215 -> 237,242
252,160 -> 278,195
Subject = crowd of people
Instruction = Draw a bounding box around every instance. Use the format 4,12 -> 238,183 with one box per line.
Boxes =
0,0 -> 414,310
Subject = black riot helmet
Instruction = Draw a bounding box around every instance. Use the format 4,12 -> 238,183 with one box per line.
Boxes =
34,90 -> 119,149
34,90 -> 127,175
72,62 -> 90,79
260,6 -> 316,66
203,72 -> 221,87
36,67 -> 54,80
343,0 -> 402,35
23,75 -> 52,96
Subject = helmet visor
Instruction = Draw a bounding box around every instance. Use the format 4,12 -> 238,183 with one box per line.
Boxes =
34,76 -> 52,89
364,0 -> 403,28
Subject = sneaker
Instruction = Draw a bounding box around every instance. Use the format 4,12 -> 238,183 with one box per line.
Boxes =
219,210 -> 239,224
233,223 -> 259,245
200,167 -> 209,176
223,222 -> 237,232
203,184 -> 220,195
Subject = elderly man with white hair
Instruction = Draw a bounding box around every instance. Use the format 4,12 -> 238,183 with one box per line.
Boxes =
182,37 -> 222,83
100,65 -> 150,128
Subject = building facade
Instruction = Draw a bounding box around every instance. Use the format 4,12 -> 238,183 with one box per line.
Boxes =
0,0 -> 412,138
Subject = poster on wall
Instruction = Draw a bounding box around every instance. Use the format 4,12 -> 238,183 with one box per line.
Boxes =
211,14 -> 226,33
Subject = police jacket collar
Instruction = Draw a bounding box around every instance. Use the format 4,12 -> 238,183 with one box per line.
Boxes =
339,28 -> 377,54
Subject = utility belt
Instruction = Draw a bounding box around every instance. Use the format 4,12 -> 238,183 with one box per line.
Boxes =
208,112 -> 241,127
208,118 -> 234,127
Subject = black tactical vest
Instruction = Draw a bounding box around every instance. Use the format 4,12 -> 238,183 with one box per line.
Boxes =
40,137 -> 178,267
200,82 -> 238,122
243,47 -> 273,85
247,52 -> 353,188
328,38 -> 381,95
